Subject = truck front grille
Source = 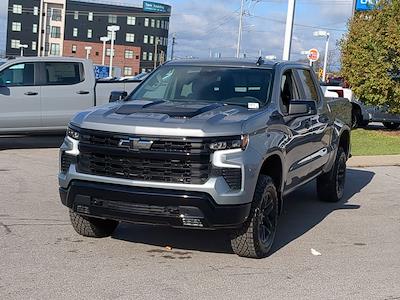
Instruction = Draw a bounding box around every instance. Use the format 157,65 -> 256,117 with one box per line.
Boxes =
76,129 -> 211,184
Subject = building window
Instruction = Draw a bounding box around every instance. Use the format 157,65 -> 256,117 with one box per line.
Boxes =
87,29 -> 93,39
74,11 -> 79,20
148,52 -> 153,61
32,41 -> 37,51
151,19 -> 155,28
124,67 -> 132,76
143,35 -> 148,44
51,26 -> 61,38
125,50 -> 134,59
108,15 -> 117,24
52,9 -> 62,21
11,40 -> 20,49
13,4 -> 22,14
106,49 -> 115,57
88,12 -> 93,21
33,6 -> 39,16
12,22 -> 21,32
73,28 -> 78,37
72,45 -> 77,54
144,18 -> 149,27
50,43 -> 60,56
127,16 -> 136,25
142,52 -> 147,61
32,24 -> 38,34
149,36 -> 154,44
126,33 -> 135,42
156,20 -> 160,28
161,20 -> 164,29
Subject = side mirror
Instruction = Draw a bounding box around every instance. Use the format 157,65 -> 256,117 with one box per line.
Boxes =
288,100 -> 317,116
109,91 -> 128,103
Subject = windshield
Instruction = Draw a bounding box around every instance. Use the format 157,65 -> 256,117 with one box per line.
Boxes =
129,65 -> 274,107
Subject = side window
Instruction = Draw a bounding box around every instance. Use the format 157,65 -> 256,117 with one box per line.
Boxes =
280,70 -> 299,114
0,63 -> 35,87
44,62 -> 83,85
296,69 -> 319,102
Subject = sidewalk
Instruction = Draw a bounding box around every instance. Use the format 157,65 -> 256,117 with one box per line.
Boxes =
348,155 -> 400,167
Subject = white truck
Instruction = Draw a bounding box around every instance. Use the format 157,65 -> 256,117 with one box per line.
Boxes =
0,57 -> 141,134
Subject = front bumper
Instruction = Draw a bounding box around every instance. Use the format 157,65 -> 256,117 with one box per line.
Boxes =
60,180 -> 251,229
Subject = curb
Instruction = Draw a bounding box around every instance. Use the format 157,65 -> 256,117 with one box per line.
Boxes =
348,155 -> 400,168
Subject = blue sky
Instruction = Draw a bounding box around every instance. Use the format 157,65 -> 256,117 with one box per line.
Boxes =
1,0 -> 354,65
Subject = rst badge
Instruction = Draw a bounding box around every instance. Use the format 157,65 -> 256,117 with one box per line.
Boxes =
118,138 -> 154,151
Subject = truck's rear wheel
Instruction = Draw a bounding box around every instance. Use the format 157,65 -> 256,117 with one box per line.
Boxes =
230,175 -> 278,259
69,209 -> 119,238
317,147 -> 347,203
383,122 -> 400,130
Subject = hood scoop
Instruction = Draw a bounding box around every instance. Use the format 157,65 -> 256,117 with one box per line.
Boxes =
114,101 -> 224,119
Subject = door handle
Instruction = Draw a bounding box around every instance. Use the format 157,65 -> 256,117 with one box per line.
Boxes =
76,91 -> 90,95
24,91 -> 38,96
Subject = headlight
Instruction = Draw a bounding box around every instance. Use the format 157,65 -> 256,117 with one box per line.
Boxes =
66,126 -> 80,140
209,135 -> 249,151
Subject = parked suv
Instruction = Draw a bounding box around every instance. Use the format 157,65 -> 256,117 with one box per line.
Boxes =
59,59 -> 352,258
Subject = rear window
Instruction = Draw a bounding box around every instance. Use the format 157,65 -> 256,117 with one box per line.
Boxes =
45,62 -> 83,85
130,65 -> 274,108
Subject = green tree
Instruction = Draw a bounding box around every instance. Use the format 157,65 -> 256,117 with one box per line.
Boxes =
340,0 -> 400,113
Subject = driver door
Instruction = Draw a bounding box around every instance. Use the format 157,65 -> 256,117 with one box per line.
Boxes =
0,62 -> 41,132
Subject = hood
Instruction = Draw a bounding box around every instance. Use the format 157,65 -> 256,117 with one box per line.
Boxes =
71,100 -> 267,137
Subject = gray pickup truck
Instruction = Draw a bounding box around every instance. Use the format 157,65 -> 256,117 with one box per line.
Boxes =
0,57 -> 140,134
59,59 -> 352,258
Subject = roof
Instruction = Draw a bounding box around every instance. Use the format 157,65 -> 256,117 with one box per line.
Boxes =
165,58 -> 294,69
5,56 -> 88,63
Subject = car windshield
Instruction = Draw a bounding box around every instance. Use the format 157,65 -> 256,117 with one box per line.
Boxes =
129,65 -> 274,107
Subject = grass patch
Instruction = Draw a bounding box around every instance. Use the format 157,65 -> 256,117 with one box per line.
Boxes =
351,129 -> 400,156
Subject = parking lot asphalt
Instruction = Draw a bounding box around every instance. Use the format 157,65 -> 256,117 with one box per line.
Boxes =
0,136 -> 399,300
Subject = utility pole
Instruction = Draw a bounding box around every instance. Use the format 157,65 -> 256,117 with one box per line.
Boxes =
236,0 -> 245,58
154,37 -> 159,69
171,34 -> 176,60
283,0 -> 296,61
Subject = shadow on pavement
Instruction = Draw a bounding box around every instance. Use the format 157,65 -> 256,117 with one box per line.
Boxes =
112,168 -> 375,255
0,134 -> 65,151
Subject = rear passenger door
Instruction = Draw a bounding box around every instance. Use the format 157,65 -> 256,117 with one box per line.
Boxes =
40,62 -> 94,129
0,62 -> 41,132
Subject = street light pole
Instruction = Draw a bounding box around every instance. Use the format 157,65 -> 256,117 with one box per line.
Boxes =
283,0 -> 296,61
19,44 -> 28,57
313,30 -> 330,82
85,46 -> 92,59
236,0 -> 245,58
100,36 -> 110,66
107,25 -> 120,78
322,33 -> 330,82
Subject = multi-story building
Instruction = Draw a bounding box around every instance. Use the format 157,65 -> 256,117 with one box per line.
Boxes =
6,0 -> 171,75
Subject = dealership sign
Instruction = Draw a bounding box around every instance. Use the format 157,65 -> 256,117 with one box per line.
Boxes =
355,0 -> 377,11
143,1 -> 171,14
307,49 -> 320,62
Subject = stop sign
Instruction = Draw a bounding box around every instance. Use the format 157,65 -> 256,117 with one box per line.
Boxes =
307,48 -> 320,62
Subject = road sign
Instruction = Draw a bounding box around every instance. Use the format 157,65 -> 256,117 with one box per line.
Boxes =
143,1 -> 171,14
307,48 -> 320,62
355,0 -> 376,11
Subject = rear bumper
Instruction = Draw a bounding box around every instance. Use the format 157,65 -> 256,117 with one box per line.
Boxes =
60,181 -> 251,229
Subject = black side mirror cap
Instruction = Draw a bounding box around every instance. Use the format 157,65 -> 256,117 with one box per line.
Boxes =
109,91 -> 128,103
288,100 -> 317,116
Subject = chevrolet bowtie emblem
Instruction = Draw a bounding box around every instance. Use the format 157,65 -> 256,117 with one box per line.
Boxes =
118,138 -> 154,151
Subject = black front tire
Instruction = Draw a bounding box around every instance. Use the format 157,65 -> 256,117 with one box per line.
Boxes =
69,209 -> 119,238
317,147 -> 347,203
383,122 -> 400,130
230,175 -> 279,259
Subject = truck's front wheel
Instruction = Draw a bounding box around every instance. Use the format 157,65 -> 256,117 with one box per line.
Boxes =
69,210 -> 119,238
230,175 -> 278,259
